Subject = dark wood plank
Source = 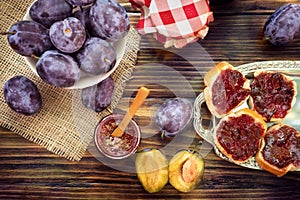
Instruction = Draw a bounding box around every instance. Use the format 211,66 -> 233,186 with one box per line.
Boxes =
1,130 -> 300,199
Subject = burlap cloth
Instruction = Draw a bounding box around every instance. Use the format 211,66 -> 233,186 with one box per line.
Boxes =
0,0 -> 141,161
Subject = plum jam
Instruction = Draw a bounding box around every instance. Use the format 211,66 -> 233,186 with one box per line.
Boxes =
212,69 -> 250,115
216,114 -> 265,161
262,125 -> 300,169
94,114 -> 140,159
251,72 -> 296,121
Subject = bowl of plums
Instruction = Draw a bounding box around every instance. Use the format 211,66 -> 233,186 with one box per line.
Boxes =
7,0 -> 130,89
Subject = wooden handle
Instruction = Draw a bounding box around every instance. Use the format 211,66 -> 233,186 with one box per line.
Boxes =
127,86 -> 150,118
111,86 -> 150,137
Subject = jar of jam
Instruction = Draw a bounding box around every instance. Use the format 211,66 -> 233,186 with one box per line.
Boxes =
94,114 -> 141,159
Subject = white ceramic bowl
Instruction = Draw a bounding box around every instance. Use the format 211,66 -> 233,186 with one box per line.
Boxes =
23,1 -> 127,89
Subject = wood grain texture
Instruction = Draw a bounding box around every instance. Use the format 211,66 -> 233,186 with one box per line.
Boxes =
1,0 -> 300,199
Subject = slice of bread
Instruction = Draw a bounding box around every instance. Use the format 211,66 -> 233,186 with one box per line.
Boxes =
256,123 -> 300,177
249,70 -> 297,122
214,108 -> 267,164
204,62 -> 250,118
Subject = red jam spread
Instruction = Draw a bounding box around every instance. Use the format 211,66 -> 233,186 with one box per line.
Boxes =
250,72 -> 295,121
95,115 -> 140,158
216,114 -> 265,161
212,69 -> 250,115
262,125 -> 300,169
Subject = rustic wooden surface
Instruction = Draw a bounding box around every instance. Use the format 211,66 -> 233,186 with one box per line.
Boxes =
1,0 -> 300,199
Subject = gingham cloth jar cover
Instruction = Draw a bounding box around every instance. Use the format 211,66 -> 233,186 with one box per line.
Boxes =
129,0 -> 214,48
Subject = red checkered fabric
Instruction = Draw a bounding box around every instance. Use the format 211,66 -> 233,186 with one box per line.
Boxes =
129,0 -> 214,48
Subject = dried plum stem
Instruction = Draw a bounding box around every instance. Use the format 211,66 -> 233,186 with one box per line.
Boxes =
192,140 -> 201,153
31,54 -> 40,60
160,130 -> 165,139
104,58 -> 111,64
0,31 -> 16,35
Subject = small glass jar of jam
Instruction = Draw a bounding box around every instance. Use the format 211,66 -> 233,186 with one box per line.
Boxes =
94,114 -> 141,159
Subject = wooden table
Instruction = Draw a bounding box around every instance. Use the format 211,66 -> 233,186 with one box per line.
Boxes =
1,0 -> 300,199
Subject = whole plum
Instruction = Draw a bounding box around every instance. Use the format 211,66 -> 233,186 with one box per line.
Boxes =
81,76 -> 115,112
49,17 -> 86,53
65,0 -> 95,6
36,50 -> 80,87
6,20 -> 52,57
73,7 -> 98,37
29,0 -> 73,28
76,37 -> 116,75
264,4 -> 300,46
4,76 -> 42,116
155,98 -> 193,137
89,0 -> 130,41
